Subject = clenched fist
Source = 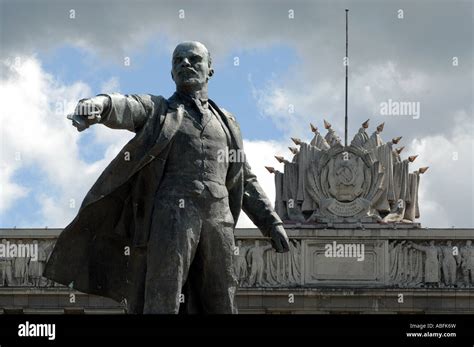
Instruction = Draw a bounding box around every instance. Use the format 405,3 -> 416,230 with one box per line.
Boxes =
269,224 -> 290,253
67,95 -> 110,132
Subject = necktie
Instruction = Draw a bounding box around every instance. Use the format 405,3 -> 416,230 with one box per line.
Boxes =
192,98 -> 209,124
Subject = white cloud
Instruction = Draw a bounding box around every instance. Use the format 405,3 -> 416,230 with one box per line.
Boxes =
407,111 -> 474,228
251,61 -> 439,139
100,76 -> 120,94
0,57 -> 133,227
0,165 -> 29,212
2,1 -> 471,72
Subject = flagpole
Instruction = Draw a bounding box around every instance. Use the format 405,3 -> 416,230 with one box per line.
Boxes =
344,9 -> 349,147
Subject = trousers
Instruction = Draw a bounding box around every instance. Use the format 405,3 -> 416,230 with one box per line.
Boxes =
143,188 -> 238,314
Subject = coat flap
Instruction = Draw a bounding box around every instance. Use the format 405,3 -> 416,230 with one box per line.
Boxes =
134,105 -> 184,172
208,99 -> 243,150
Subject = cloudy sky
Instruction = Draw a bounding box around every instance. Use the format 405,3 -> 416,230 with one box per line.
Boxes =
0,0 -> 473,229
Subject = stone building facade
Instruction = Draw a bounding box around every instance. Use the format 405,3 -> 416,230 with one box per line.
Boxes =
1,227 -> 473,314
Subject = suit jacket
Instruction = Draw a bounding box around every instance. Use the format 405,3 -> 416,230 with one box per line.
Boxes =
44,93 -> 282,312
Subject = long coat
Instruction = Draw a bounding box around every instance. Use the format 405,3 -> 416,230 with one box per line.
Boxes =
43,93 -> 282,312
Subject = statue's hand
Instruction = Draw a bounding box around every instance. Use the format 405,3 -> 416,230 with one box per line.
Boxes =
270,224 -> 290,253
68,95 -> 110,132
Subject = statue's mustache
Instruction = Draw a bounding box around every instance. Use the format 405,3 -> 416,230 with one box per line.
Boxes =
179,68 -> 197,75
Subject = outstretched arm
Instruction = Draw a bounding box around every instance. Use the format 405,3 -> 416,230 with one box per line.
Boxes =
99,93 -> 156,132
69,93 -> 158,133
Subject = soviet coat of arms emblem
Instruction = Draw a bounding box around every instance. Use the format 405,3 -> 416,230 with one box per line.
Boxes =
267,120 -> 428,225
308,143 -> 382,220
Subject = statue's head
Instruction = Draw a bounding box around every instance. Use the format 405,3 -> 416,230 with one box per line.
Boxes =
467,240 -> 472,246
171,41 -> 213,93
446,240 -> 452,246
429,240 -> 435,246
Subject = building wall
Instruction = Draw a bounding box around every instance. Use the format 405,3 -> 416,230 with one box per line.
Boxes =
1,227 -> 473,314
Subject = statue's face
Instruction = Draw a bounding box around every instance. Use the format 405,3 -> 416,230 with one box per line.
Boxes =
171,42 -> 213,91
